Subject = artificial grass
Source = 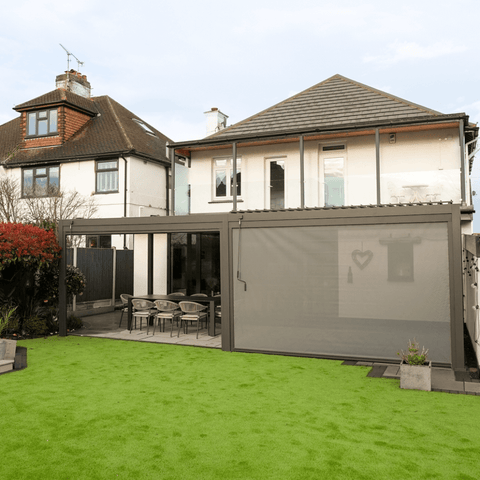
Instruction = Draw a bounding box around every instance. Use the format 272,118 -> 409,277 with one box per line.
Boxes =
1,337 -> 479,479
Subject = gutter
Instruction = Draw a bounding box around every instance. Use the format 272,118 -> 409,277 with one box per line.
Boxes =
3,149 -> 171,169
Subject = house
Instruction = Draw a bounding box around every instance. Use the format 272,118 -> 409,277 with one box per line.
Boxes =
0,69 -> 172,249
171,74 -> 477,232
57,75 -> 478,376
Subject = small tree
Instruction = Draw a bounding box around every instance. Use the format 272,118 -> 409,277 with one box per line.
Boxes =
0,222 -> 62,331
0,176 -> 98,239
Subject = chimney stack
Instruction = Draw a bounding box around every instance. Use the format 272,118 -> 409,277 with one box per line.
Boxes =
204,107 -> 228,137
56,69 -> 91,98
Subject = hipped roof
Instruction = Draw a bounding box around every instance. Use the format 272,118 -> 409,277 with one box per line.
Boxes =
171,74 -> 474,149
1,92 -> 172,167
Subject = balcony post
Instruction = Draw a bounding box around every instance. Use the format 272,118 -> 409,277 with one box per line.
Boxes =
232,142 -> 237,212
375,128 -> 381,204
300,135 -> 305,208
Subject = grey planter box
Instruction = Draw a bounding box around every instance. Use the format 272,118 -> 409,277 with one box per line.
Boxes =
399,361 -> 432,391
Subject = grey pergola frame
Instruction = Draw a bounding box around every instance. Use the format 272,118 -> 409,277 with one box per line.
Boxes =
58,203 -> 464,373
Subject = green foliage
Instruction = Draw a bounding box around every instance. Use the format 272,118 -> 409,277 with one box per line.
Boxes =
397,338 -> 429,365
23,315 -> 49,336
67,314 -> 83,331
0,304 -> 18,335
65,266 -> 87,298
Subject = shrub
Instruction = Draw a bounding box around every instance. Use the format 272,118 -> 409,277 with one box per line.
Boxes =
23,315 -> 49,336
397,338 -> 429,365
67,314 -> 83,331
0,304 -> 19,336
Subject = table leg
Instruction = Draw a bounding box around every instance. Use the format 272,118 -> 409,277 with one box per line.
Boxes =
208,300 -> 215,336
127,298 -> 133,331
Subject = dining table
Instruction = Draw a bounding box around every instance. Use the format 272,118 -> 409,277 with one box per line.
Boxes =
127,294 -> 221,336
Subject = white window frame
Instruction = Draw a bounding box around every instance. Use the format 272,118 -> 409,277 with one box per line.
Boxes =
212,156 -> 242,200
318,144 -> 347,208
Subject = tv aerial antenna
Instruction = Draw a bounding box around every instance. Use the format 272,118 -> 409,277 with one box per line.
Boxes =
59,44 -> 84,71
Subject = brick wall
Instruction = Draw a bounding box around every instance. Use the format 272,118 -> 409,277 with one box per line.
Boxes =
62,106 -> 91,141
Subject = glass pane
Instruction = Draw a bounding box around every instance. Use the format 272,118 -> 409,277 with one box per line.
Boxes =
38,111 -> 47,118
97,161 -> 117,170
215,159 -> 227,167
37,120 -> 48,136
23,169 -> 33,194
36,168 -> 46,175
27,113 -> 36,135
49,109 -> 57,132
270,160 -> 284,209
35,176 -> 47,195
324,157 -> 344,207
97,171 -> 118,192
49,167 -> 59,193
215,170 -> 226,197
230,169 -> 241,196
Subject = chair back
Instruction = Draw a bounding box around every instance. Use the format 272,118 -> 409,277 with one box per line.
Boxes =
132,299 -> 155,311
120,294 -> 132,306
169,292 -> 185,296
179,301 -> 207,314
192,293 -> 208,297
154,300 -> 180,312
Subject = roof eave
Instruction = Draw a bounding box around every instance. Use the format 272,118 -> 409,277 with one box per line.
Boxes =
169,113 -> 469,150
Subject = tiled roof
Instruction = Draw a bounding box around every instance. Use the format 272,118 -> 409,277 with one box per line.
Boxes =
14,89 -> 98,115
1,95 -> 172,167
210,74 -> 444,139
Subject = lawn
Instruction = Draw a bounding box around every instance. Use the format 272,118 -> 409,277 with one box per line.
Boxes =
1,336 -> 479,480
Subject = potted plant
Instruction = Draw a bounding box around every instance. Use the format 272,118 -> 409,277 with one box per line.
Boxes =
397,338 -> 431,391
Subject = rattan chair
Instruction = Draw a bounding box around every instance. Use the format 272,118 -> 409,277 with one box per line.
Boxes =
178,301 -> 208,339
118,294 -> 133,327
191,293 -> 208,297
130,299 -> 156,334
153,300 -> 182,336
169,292 -> 185,296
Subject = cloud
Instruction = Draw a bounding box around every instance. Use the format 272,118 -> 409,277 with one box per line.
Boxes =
363,41 -> 467,66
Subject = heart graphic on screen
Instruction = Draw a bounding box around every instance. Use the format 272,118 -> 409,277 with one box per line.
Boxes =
351,250 -> 373,270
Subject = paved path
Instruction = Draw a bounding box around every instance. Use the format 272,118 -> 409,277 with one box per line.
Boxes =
349,361 -> 480,395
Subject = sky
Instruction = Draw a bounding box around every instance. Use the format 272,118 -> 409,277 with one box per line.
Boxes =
1,0 -> 480,224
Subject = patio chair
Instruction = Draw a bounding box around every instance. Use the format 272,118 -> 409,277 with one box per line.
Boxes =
118,294 -> 133,328
153,300 -> 182,337
169,292 -> 185,296
178,301 -> 208,339
192,293 -> 208,297
130,299 -> 156,334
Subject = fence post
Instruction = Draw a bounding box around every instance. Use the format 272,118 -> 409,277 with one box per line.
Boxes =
112,247 -> 117,307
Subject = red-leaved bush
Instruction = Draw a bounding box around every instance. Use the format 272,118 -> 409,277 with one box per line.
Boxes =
0,222 -> 61,270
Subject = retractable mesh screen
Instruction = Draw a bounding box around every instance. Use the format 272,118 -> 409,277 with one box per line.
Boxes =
233,223 -> 450,363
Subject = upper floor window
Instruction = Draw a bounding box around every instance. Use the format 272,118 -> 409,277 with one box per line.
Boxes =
96,160 -> 118,193
27,109 -> 58,137
22,166 -> 60,197
214,158 -> 241,199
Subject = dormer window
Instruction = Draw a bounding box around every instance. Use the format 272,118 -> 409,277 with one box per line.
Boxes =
27,109 -> 58,137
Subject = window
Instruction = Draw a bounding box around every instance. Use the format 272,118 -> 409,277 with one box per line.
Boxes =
96,160 -> 119,193
321,145 -> 345,207
213,158 -> 241,199
269,159 -> 285,209
22,166 -> 59,197
132,118 -> 156,136
379,235 -> 421,282
87,235 -> 112,248
27,109 -> 58,137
